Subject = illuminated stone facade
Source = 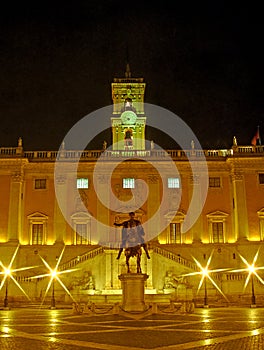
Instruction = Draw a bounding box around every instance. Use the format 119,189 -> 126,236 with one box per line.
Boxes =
0,69 -> 264,306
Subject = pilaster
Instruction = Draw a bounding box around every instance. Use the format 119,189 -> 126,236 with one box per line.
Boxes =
231,172 -> 249,241
189,174 -> 202,243
147,174 -> 160,241
7,172 -> 23,242
96,174 -> 110,245
54,175 -> 67,244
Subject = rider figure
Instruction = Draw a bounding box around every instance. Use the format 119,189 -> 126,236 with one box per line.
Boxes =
114,212 -> 150,260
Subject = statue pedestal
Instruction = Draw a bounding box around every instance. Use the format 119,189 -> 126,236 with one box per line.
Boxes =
118,273 -> 149,312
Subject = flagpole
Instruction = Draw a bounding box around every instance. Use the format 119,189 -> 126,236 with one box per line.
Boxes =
257,125 -> 261,145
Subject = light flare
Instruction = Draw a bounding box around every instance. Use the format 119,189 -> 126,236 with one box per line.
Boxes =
31,246 -> 80,304
0,245 -> 38,300
230,249 -> 264,291
180,250 -> 229,301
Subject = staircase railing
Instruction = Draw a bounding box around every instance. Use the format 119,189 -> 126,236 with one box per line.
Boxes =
58,246 -> 104,271
152,245 -> 199,271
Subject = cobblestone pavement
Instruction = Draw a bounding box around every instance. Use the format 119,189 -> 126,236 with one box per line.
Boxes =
1,307 -> 264,349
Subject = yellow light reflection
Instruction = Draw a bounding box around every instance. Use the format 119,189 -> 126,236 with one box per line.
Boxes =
252,329 -> 260,336
49,337 -> 57,342
1,326 -> 10,333
203,319 -> 210,323
204,338 -> 214,345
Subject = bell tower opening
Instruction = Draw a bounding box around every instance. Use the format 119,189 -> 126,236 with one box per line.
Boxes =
124,128 -> 133,150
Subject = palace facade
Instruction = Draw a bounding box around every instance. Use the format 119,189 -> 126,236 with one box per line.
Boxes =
1,67 -> 264,306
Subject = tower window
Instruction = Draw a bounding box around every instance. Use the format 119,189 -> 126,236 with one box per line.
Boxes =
168,177 -> 180,188
123,178 -> 135,188
77,178 -> 89,189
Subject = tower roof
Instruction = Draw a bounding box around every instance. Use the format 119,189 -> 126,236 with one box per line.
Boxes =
113,64 -> 144,83
125,63 -> 131,78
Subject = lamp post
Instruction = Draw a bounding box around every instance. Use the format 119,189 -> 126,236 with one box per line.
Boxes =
251,273 -> 256,308
50,270 -> 57,309
204,275 -> 208,308
246,263 -> 257,308
202,268 -> 209,308
4,276 -> 9,308
3,268 -> 11,310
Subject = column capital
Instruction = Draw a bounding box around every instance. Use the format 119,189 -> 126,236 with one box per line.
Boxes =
11,172 -> 23,182
147,174 -> 159,184
55,175 -> 67,184
231,173 -> 244,181
190,174 -> 200,184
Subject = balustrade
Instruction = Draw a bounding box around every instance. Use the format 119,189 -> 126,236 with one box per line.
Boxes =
1,145 -> 263,161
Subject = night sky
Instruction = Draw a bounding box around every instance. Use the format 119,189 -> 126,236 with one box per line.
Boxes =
0,1 -> 263,151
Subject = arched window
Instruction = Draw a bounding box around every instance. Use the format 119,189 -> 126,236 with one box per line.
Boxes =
124,128 -> 133,148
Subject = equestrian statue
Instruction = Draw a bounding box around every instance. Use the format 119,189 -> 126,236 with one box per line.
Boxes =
114,212 -> 150,273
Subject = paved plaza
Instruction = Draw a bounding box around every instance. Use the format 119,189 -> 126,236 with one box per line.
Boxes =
1,306 -> 264,349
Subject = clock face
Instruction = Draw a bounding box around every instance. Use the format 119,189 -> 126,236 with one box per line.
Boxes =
120,110 -> 137,125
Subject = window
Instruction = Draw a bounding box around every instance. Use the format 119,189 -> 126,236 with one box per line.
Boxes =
35,179 -> 46,189
259,174 -> 264,184
123,178 -> 135,188
212,222 -> 224,243
209,177 -> 220,188
76,224 -> 90,245
32,224 -> 43,245
77,178 -> 89,189
168,177 -> 180,188
164,210 -> 185,244
206,211 -> 228,244
170,223 -> 181,243
28,212 -> 48,245
71,212 -> 92,245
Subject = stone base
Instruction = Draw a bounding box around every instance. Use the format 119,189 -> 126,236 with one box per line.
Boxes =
119,273 -> 149,312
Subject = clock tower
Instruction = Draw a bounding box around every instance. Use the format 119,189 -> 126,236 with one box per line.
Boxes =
111,65 -> 146,150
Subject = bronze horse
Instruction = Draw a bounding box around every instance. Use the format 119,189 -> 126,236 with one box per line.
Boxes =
123,226 -> 143,273
124,244 -> 142,273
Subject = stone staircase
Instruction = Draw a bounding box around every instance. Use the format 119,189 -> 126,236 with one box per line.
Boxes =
151,244 -> 199,272
58,245 -> 104,271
